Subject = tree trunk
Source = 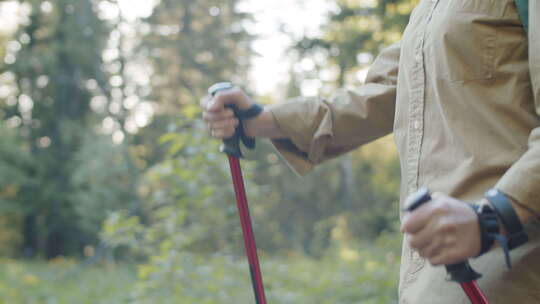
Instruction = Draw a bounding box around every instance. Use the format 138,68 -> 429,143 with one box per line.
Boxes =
22,215 -> 37,258
337,63 -> 355,208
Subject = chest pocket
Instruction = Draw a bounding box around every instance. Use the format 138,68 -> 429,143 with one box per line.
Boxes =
427,0 -> 504,83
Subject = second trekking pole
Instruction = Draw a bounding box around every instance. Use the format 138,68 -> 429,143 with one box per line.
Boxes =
208,82 -> 267,304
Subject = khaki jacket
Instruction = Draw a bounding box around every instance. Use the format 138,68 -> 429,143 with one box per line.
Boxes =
270,0 -> 540,303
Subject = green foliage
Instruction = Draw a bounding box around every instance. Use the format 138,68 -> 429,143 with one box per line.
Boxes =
0,121 -> 33,212
129,240 -> 400,303
70,132 -> 134,236
102,118 -> 240,255
0,0 -> 116,258
245,138 -> 400,256
0,121 -> 34,256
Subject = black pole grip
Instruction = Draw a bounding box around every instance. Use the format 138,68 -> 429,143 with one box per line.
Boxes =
445,262 -> 482,283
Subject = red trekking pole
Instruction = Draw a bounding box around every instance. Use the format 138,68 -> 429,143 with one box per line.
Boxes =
406,188 -> 489,304
208,83 -> 267,304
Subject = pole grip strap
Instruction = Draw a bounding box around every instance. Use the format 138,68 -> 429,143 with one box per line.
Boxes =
484,189 -> 528,250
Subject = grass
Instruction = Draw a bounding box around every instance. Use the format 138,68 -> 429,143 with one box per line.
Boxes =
0,257 -> 135,304
0,240 -> 400,304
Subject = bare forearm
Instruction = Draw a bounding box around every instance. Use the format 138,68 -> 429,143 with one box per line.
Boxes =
244,106 -> 286,139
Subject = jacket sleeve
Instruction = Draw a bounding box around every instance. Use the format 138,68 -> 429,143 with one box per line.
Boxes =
269,42 -> 401,175
495,1 -> 540,213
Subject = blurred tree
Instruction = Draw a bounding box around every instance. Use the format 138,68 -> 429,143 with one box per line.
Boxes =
291,0 -> 417,94
140,0 -> 252,111
0,121 -> 33,257
0,0 -> 116,258
102,0 -> 255,297
70,132 -> 134,236
109,0 -> 416,260
244,0 -> 418,255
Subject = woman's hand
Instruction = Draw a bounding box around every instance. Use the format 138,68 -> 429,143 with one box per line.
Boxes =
401,192 -> 481,266
200,86 -> 255,139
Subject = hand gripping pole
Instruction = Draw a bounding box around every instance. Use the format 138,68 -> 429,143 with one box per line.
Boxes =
405,188 -> 489,304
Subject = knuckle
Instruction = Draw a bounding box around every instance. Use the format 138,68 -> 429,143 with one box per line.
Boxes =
213,94 -> 227,105
433,200 -> 451,215
444,235 -> 457,247
208,121 -> 217,130
216,89 -> 237,101
216,119 -> 230,128
215,131 -> 225,139
445,222 -> 457,234
229,87 -> 242,97
217,112 -> 230,122
429,253 -> 445,266
445,250 -> 461,264
225,109 -> 235,117
434,220 -> 457,238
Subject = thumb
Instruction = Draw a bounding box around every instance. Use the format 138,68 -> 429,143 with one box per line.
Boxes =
208,87 -> 242,112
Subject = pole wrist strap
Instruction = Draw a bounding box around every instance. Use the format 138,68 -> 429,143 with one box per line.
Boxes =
233,103 -> 264,150
472,203 -> 512,268
485,189 -> 528,250
474,188 -> 530,268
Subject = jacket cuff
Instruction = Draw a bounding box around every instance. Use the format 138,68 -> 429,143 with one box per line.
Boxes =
269,100 -> 331,175
270,138 -> 314,176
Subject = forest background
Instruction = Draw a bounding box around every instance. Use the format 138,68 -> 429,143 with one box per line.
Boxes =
0,0 -> 416,303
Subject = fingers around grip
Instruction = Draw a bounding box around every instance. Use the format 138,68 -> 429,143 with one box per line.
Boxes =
209,118 -> 239,131
202,109 -> 235,123
407,224 -> 435,250
212,126 -> 236,139
401,203 -> 434,234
